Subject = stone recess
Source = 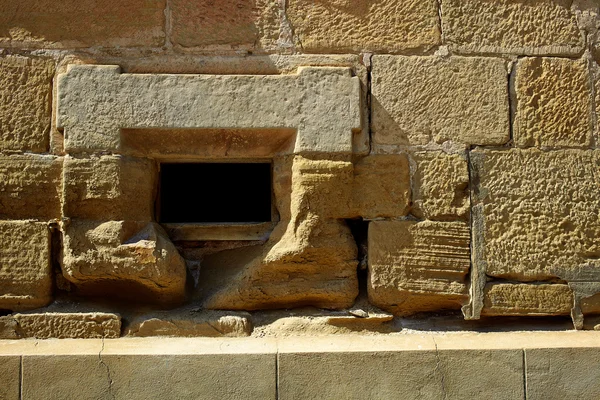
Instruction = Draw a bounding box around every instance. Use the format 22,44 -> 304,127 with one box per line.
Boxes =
286,0 -> 440,53
63,155 -> 156,221
514,57 -> 592,148
0,55 -> 54,152
0,154 -> 62,221
441,0 -> 583,55
371,56 -> 509,147
482,284 -> 572,316
0,221 -> 52,311
368,220 -> 470,315
471,149 -> 600,283
0,0 -> 166,48
61,221 -> 186,303
412,151 -> 469,220
0,313 -> 121,339
170,0 -> 279,51
57,65 -> 361,154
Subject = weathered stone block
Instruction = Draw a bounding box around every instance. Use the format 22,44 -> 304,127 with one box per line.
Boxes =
0,357 -> 20,400
0,313 -> 121,339
515,57 -> 592,147
62,220 -> 186,303
171,0 -> 279,51
0,221 -> 52,311
0,55 -> 54,152
372,56 -> 509,146
352,154 -> 411,219
0,0 -> 166,48
0,154 -> 62,221
286,0 -> 440,53
63,155 -> 156,221
482,284 -> 572,316
441,0 -> 583,55
368,220 -> 470,315
412,151 -> 469,220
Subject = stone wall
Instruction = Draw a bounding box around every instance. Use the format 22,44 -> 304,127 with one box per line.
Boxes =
0,0 -> 599,339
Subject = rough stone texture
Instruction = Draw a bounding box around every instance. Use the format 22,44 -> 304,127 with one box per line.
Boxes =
482,284 -> 573,316
594,61 -> 600,143
514,57 -> 592,148
368,220 -> 470,315
126,310 -> 252,337
442,0 -> 583,55
171,0 -> 279,51
62,220 -> 186,303
63,155 -> 156,221
0,357 -> 21,400
286,0 -> 440,53
0,55 -> 54,152
351,154 -> 411,219
0,154 -> 62,221
0,313 -> 121,339
371,56 -> 509,146
0,0 -> 166,48
200,156 -> 358,310
0,221 -> 52,311
57,65 -> 362,154
412,151 -> 469,220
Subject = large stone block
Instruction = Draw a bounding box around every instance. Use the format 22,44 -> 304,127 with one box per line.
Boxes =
62,220 -> 186,303
372,56 -> 509,146
286,0 -> 440,53
412,151 -> 469,220
0,55 -> 54,152
514,57 -> 592,147
0,154 -> 62,221
63,155 -> 156,221
0,0 -> 166,48
0,313 -> 121,339
482,284 -> 572,316
0,357 -> 20,400
441,0 -> 583,55
0,221 -> 52,311
368,220 -> 470,315
170,0 -> 279,51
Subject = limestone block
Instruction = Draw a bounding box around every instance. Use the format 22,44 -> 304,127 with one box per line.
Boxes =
368,220 -> 470,315
371,56 -> 509,146
0,0 -> 165,48
352,154 -> 411,219
412,151 -> 469,220
286,0 -> 440,53
0,357 -> 20,400
0,313 -> 121,339
441,0 -> 583,55
0,56 -> 54,152
514,57 -> 592,147
482,284 -> 572,316
126,310 -> 252,337
0,154 -> 62,221
0,221 -> 52,311
171,0 -> 279,51
63,155 -> 156,221
594,62 -> 600,142
62,220 -> 186,303
57,65 -> 362,155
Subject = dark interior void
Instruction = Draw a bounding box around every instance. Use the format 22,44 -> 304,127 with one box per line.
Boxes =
159,163 -> 272,223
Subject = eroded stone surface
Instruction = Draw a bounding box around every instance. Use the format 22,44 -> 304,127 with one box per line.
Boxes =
372,56 -> 509,146
442,0 -> 583,55
57,65 -> 361,154
368,220 -> 470,315
0,221 -> 52,311
482,284 -> 572,316
63,155 -> 155,221
0,0 -> 165,48
62,221 -> 186,303
0,313 -> 121,339
412,151 -> 469,220
0,56 -> 54,152
514,57 -> 592,147
286,0 -> 440,53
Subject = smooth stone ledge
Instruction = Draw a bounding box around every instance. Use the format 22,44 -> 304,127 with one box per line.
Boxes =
0,332 -> 599,400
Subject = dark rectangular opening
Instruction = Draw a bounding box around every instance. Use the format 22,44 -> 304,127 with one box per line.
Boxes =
159,162 -> 272,224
